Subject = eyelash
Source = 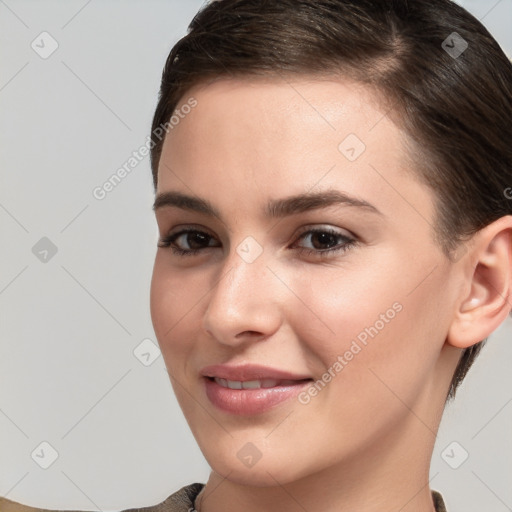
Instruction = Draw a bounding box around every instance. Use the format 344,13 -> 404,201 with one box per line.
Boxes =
157,227 -> 358,258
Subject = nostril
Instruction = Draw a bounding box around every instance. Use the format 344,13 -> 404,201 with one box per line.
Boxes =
236,330 -> 266,339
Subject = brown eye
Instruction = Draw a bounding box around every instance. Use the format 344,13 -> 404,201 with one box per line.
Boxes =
158,229 -> 220,255
292,228 -> 357,257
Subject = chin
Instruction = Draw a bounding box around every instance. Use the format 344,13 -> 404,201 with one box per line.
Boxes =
210,460 -> 300,487
199,438 -> 314,487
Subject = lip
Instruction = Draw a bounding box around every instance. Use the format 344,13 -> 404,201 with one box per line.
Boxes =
200,363 -> 312,381
201,364 -> 313,416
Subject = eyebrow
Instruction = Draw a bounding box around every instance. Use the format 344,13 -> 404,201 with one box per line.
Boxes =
152,190 -> 383,220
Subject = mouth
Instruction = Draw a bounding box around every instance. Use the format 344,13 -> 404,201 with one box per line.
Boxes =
208,377 -> 312,389
200,364 -> 314,415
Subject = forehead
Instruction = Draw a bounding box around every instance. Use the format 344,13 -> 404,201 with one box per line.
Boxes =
160,76 -> 402,175
171,76 -> 387,142
156,77 -> 434,231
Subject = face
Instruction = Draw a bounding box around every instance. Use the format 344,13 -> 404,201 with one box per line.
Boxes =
150,77 -> 462,487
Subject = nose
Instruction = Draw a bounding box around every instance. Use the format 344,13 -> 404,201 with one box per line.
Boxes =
202,242 -> 283,347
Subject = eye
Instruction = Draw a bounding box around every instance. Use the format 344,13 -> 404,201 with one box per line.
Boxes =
158,226 -> 358,258
157,228 -> 219,256
291,227 -> 357,257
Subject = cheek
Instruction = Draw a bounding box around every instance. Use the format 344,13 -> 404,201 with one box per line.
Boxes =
284,263 -> 406,360
149,256 -> 203,359
286,258 -> 448,406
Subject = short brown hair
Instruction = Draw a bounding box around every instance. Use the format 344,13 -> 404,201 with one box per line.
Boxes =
150,0 -> 512,401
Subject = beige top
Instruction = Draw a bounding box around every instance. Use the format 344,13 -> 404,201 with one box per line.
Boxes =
0,484 -> 447,511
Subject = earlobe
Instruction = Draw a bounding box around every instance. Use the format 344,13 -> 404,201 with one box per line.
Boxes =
447,216 -> 512,349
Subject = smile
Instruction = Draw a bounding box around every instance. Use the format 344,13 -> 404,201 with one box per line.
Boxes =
212,377 -> 308,389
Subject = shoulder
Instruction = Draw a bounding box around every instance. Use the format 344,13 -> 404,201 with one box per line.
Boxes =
0,483 -> 205,512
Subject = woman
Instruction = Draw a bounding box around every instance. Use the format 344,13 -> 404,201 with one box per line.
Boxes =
2,0 -> 511,511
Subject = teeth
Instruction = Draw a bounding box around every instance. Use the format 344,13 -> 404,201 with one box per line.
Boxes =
241,380 -> 262,389
212,378 -> 300,389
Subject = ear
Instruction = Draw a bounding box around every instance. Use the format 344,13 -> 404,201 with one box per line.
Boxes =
447,215 -> 512,349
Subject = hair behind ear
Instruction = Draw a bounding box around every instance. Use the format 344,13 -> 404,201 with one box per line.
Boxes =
446,340 -> 487,402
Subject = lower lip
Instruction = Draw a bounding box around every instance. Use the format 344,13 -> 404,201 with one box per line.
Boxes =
204,377 -> 313,416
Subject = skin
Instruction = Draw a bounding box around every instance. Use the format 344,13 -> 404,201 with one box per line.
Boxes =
150,77 -> 512,512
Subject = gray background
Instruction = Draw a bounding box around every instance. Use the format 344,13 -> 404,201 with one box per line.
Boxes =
0,1 -> 511,510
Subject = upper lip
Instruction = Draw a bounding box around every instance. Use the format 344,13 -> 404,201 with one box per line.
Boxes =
200,364 -> 312,382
